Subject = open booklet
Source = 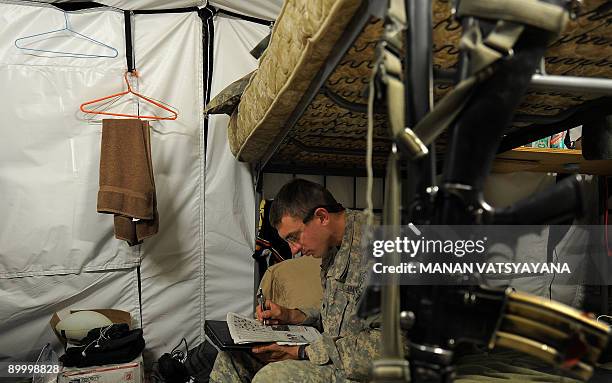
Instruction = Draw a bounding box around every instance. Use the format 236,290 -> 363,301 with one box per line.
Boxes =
226,312 -> 321,346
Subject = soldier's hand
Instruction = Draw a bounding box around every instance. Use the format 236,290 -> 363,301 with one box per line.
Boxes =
257,300 -> 304,325
251,344 -> 299,362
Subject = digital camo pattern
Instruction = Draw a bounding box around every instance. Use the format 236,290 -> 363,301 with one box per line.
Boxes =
210,353 -> 339,383
303,210 -> 382,381
204,71 -> 254,115
209,350 -> 264,383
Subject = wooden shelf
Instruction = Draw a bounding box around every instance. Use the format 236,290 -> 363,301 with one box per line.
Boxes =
493,147 -> 612,175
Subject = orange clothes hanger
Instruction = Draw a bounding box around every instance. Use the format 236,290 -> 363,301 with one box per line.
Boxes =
80,71 -> 178,120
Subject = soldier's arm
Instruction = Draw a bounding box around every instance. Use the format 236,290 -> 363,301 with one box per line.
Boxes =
296,306 -> 322,329
258,302 -> 313,325
305,315 -> 381,380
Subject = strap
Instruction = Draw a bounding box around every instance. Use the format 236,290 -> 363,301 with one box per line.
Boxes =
411,18 -> 521,144
388,0 -> 406,24
411,19 -> 522,145
413,70 -> 488,146
462,20 -> 524,74
457,0 -> 569,34
381,151 -> 403,358
379,38 -> 428,158
124,10 -> 135,73
384,0 -> 408,53
371,0 -> 410,371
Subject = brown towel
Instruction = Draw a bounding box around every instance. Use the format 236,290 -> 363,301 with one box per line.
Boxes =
97,119 -> 158,246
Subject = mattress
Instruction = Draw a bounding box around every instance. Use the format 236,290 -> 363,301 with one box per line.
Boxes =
228,0 -> 612,172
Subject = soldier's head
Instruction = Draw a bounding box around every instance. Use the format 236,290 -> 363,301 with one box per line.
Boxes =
270,179 -> 345,258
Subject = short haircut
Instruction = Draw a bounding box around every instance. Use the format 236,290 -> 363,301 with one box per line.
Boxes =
269,179 -> 338,228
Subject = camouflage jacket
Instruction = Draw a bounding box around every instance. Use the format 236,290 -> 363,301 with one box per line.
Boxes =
300,210 -> 380,381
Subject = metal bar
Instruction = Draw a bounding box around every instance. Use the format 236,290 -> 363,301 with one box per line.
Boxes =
263,165 -> 386,178
405,0 -> 433,127
435,69 -> 612,95
255,0 -> 388,178
321,86 -> 368,113
290,137 -> 389,157
530,74 -> 612,95
404,0 -> 435,199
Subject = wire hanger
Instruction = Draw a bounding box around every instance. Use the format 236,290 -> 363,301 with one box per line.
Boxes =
14,11 -> 118,58
80,71 -> 179,121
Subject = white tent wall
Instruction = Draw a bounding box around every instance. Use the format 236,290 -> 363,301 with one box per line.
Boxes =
0,2 -> 203,366
133,11 -> 203,364
36,1 -> 280,19
0,5 -> 134,277
0,269 -> 141,361
204,15 -> 268,320
36,0 -> 205,11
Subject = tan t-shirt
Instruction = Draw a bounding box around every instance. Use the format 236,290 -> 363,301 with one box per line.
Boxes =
259,255 -> 323,311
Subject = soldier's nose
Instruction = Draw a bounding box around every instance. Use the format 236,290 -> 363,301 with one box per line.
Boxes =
290,242 -> 301,255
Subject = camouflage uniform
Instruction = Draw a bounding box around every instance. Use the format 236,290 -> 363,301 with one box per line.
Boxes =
209,210 -> 380,382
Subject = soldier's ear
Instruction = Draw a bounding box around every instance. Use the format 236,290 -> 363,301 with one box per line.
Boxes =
314,208 -> 330,225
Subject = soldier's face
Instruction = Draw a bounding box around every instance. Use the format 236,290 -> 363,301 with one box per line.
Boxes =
277,213 -> 330,258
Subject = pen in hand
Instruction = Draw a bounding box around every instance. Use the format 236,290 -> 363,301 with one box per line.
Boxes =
257,288 -> 267,326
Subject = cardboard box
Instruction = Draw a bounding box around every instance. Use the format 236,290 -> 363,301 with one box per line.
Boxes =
57,356 -> 143,383
50,309 -> 132,346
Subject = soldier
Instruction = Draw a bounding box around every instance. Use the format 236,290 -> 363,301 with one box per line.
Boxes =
210,178 -> 380,382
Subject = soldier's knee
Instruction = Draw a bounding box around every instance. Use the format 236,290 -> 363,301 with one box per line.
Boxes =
213,351 -> 231,367
209,351 -> 232,381
252,363 -> 284,383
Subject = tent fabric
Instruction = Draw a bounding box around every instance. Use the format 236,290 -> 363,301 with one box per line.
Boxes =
0,5 -> 134,278
132,11 -> 204,364
98,0 -> 204,10
210,0 -> 281,21
0,1 -> 203,365
35,0 -> 205,11
34,0 -> 279,18
0,268 -> 141,363
204,15 -> 268,320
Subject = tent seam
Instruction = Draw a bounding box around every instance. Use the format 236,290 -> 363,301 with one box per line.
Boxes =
199,4 -> 215,343
0,262 -> 141,279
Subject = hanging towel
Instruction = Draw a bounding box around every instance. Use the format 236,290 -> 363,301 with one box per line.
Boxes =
97,119 -> 159,246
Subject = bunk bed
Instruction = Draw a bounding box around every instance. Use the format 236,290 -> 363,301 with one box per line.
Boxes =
211,0 -> 612,177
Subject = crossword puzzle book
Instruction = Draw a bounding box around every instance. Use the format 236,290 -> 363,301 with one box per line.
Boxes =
226,312 -> 321,345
